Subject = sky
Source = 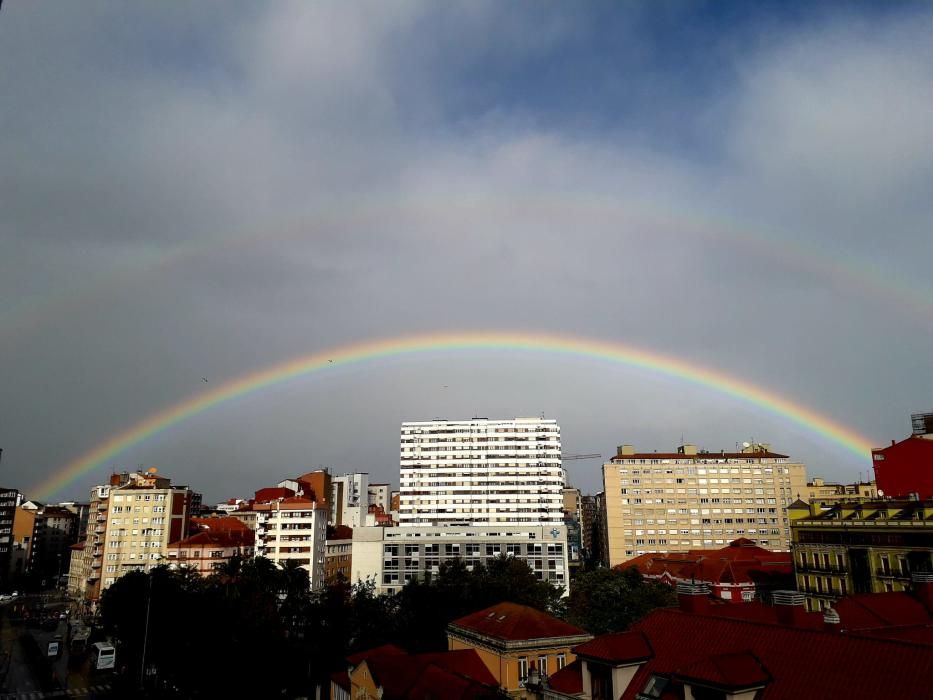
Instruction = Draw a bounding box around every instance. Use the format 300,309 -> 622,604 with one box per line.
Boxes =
2,1 -> 932,504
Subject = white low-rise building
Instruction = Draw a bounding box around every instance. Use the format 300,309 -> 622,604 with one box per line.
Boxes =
350,524 -> 571,596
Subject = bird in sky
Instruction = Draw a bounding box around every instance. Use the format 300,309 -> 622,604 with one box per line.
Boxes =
328,359 -> 333,363
202,378 -> 209,383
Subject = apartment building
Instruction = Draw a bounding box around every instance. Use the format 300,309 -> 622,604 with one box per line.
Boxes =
253,497 -> 327,590
166,516 -> 255,576
399,418 -> 564,527
602,443 -> 807,566
325,525 -> 353,583
789,497 -> 933,610
331,473 -> 369,527
0,487 -> 20,584
78,470 -> 193,603
368,483 -> 390,512
351,524 -> 572,596
807,477 -> 877,505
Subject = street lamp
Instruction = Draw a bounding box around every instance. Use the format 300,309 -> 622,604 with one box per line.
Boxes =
139,555 -> 163,689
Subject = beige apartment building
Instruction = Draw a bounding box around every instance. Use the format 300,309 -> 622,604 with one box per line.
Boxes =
77,470 -> 193,604
602,443 -> 807,566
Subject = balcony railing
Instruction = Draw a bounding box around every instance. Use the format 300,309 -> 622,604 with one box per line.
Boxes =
796,563 -> 848,574
875,568 -> 911,580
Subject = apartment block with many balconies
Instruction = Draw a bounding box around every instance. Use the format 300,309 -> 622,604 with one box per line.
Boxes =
399,418 -> 564,527
602,442 -> 807,566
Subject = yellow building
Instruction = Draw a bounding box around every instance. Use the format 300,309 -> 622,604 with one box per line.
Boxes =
446,601 -> 592,697
602,443 -> 807,566
789,498 -> 933,611
807,477 -> 877,505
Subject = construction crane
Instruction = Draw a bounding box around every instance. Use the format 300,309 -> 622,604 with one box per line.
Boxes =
561,453 -> 601,461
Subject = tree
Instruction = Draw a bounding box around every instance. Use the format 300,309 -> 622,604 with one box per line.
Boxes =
564,566 -> 676,635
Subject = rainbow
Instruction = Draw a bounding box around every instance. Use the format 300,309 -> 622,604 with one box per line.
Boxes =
32,330 -> 876,500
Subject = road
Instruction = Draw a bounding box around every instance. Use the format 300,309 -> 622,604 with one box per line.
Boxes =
0,596 -> 111,699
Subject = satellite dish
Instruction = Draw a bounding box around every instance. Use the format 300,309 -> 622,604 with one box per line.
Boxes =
742,442 -> 751,448
878,489 -> 884,498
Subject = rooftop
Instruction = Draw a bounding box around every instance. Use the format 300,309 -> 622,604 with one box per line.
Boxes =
449,602 -> 590,644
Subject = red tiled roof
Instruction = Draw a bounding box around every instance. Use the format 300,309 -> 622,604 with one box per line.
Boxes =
546,659 -> 583,695
833,592 -> 931,631
329,525 -> 353,540
330,671 -> 350,692
449,602 -> 589,643
620,539 -> 793,587
346,644 -> 406,667
168,529 -> 254,549
615,608 -> 933,700
574,632 -> 653,664
360,648 -> 498,700
674,651 -> 771,690
192,516 -> 251,533
253,487 -> 295,502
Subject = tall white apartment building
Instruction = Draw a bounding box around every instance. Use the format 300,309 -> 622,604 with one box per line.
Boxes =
399,418 -> 565,527
253,498 -> 327,590
602,443 -> 808,567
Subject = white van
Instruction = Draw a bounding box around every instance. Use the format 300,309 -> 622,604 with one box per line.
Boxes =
92,642 -> 116,670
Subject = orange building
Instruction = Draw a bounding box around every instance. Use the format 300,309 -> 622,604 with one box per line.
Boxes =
446,602 -> 592,697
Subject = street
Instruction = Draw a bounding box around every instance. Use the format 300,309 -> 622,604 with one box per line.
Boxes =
0,596 -> 111,699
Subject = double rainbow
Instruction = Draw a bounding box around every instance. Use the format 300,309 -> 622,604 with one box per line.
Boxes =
32,330 -> 876,500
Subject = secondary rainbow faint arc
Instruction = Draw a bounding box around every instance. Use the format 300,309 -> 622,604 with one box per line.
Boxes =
33,331 -> 876,500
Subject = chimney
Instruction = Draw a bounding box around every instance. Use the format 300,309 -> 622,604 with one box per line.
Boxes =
110,473 -> 122,486
618,444 -> 635,456
677,582 -> 711,614
823,606 -> 841,632
679,444 -> 697,456
772,590 -> 808,627
911,572 -> 933,611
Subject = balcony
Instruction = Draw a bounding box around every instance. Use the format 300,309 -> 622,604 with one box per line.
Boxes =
876,568 -> 911,581
796,563 -> 847,574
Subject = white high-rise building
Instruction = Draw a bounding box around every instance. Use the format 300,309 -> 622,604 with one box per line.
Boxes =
399,418 -> 565,527
330,473 -> 369,528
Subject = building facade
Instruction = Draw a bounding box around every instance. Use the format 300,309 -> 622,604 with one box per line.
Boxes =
789,497 -> 933,611
166,517 -> 255,576
351,525 -> 572,595
77,471 -> 193,603
330,473 -> 369,528
807,477 -> 877,505
399,418 -> 564,527
602,443 -> 807,566
447,602 -> 592,697
253,497 -> 327,590
325,525 -> 353,583
872,431 -> 933,499
0,487 -> 20,585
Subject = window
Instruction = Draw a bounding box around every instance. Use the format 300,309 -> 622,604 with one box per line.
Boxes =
518,657 -> 528,681
538,655 -> 548,676
556,654 -> 565,670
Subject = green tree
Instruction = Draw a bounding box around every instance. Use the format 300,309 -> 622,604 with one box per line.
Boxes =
565,566 -> 676,635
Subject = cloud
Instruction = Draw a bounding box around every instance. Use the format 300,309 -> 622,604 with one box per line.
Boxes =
1,2 -> 932,500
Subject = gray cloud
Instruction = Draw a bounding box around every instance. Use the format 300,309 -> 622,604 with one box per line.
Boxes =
1,2 -> 931,501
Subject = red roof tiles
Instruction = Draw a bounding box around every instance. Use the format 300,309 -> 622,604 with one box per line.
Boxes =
613,608 -> 933,699
573,632 -> 653,664
546,659 -> 583,695
449,602 -> 589,643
